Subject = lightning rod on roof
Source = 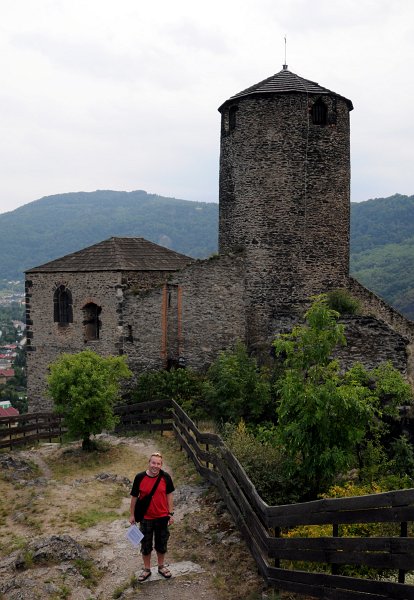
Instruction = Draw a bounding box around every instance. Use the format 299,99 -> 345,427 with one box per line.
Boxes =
283,35 -> 288,70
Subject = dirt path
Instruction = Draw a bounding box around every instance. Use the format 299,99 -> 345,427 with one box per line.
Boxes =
1,434 -> 267,600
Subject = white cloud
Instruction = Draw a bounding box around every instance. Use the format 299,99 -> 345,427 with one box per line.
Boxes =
0,0 -> 413,213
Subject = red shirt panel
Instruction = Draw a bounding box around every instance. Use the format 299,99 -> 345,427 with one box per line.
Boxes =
139,474 -> 170,519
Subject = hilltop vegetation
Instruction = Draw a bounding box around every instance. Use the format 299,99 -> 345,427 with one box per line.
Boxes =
0,190 -> 414,318
350,194 -> 414,318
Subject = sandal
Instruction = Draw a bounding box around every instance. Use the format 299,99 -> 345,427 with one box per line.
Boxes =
138,568 -> 151,582
158,564 -> 172,579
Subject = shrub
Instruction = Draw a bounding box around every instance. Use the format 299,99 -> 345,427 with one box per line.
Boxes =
131,368 -> 208,420
285,481 -> 406,580
222,421 -> 300,505
326,288 -> 360,315
205,341 -> 272,424
388,434 -> 414,480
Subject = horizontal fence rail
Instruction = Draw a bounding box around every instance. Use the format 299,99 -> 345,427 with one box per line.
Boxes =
115,399 -> 414,600
0,412 -> 66,449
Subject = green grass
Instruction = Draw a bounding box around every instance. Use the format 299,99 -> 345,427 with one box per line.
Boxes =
73,558 -> 103,587
51,584 -> 71,599
69,508 -> 121,529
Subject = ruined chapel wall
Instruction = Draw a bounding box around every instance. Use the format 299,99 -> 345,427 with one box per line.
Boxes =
122,255 -> 246,382
347,277 -> 414,385
348,277 -> 414,342
26,270 -> 123,411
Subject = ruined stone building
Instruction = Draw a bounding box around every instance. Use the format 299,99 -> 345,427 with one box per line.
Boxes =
26,66 -> 414,411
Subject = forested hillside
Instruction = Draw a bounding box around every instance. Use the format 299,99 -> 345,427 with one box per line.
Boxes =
350,194 -> 414,319
0,190 -> 218,280
1,190 -> 413,319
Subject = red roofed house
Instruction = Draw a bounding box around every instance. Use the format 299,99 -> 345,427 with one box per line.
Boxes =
0,406 -> 19,417
0,369 -> 15,385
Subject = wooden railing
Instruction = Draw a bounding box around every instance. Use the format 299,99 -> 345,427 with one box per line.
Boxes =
0,412 -> 66,450
115,399 -> 414,600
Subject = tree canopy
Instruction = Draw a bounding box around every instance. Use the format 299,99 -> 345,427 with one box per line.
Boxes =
47,350 -> 132,450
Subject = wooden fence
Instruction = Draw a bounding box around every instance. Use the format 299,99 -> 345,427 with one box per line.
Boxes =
0,412 -> 65,450
115,399 -> 414,600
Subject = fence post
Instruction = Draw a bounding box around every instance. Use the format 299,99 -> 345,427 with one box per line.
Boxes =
399,522 -> 408,583
273,527 -> 281,568
332,523 -> 339,575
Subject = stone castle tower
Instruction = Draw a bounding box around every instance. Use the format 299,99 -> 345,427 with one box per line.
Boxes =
218,66 -> 354,346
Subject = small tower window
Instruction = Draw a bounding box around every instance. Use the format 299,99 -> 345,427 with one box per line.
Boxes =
54,285 -> 73,325
311,99 -> 327,126
229,106 -> 238,131
83,302 -> 101,341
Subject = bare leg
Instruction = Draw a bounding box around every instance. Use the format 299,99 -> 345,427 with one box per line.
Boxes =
157,552 -> 172,578
143,553 -> 152,569
138,553 -> 152,582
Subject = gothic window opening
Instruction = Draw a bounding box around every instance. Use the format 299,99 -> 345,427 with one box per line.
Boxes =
311,99 -> 327,126
83,302 -> 101,341
229,106 -> 238,131
54,285 -> 73,325
127,324 -> 133,343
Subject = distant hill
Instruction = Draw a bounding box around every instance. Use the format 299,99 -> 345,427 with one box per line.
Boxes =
350,193 -> 414,319
0,190 -> 218,280
1,190 -> 413,320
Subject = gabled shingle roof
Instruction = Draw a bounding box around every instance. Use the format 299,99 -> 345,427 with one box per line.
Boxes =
219,67 -> 353,111
0,406 -> 19,417
26,237 -> 193,273
0,369 -> 15,378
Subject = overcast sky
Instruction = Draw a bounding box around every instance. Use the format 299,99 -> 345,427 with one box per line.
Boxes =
1,0 -> 413,214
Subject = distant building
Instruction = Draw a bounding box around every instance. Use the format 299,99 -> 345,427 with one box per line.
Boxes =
0,369 -> 15,384
0,406 -> 19,417
26,67 -> 414,411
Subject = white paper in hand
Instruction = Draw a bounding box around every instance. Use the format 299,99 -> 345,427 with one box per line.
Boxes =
126,524 -> 144,547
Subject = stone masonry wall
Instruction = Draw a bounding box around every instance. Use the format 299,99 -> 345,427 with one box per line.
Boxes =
122,254 -> 246,384
347,277 -> 414,384
335,315 -> 409,374
26,270 -> 124,412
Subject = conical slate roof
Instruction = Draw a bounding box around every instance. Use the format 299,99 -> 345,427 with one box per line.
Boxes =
26,237 -> 193,273
219,67 -> 353,111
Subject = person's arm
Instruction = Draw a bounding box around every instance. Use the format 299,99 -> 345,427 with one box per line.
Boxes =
129,496 -> 137,524
167,492 -> 174,524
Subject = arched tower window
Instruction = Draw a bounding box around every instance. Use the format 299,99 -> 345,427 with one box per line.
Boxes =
53,285 -> 73,325
311,98 -> 327,126
229,105 -> 238,131
83,302 -> 101,341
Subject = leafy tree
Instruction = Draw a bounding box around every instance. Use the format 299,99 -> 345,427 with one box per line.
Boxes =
205,341 -> 271,423
47,350 -> 132,450
272,295 -> 411,499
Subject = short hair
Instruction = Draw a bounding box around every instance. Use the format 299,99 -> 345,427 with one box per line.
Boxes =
149,452 -> 163,460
